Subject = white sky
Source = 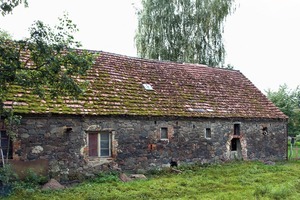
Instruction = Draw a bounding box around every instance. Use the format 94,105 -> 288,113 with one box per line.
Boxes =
0,0 -> 299,93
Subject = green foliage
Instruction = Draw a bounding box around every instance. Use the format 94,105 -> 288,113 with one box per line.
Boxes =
1,108 -> 21,140
135,0 -> 235,67
0,13 -> 96,102
1,7 -> 97,167
1,12 -> 96,134
0,0 -> 28,16
0,28 -> 12,40
23,169 -> 48,187
4,168 -> 48,198
0,164 -> 18,185
266,84 -> 300,136
91,171 -> 120,183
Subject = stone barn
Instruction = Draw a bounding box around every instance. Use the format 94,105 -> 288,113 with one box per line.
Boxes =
1,51 -> 288,180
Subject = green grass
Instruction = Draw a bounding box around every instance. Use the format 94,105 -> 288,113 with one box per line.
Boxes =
4,161 -> 300,200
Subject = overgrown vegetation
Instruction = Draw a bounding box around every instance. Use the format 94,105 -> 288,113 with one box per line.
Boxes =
2,161 -> 300,199
0,164 -> 48,197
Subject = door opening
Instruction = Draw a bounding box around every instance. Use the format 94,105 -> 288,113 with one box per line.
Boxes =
230,138 -> 242,159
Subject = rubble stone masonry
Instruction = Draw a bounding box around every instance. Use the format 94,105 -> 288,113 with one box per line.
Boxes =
10,115 -> 287,181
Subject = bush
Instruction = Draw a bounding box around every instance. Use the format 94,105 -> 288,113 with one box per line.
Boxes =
11,168 -> 49,192
24,169 -> 48,186
91,171 -> 120,183
0,164 -> 18,185
0,164 -> 18,197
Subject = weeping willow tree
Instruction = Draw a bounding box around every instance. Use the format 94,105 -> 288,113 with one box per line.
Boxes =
135,0 -> 235,67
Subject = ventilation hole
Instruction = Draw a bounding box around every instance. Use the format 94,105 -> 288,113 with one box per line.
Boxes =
170,159 -> 178,167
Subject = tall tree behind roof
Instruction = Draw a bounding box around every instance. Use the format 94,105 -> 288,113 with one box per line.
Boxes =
135,0 -> 235,67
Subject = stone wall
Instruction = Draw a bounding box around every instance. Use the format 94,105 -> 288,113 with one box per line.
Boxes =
10,115 -> 287,180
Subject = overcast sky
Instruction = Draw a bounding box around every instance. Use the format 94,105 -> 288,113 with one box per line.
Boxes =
0,0 -> 299,93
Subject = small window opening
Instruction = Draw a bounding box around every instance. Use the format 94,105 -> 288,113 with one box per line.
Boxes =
142,83 -> 153,90
170,158 -> 178,167
148,144 -> 157,151
231,138 -> 238,151
192,124 -> 196,129
160,127 -> 168,140
262,127 -> 268,135
0,130 -> 13,159
205,128 -> 211,139
65,127 -> 73,133
234,124 -> 240,135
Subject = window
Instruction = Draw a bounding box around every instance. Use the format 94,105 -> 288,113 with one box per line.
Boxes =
88,132 -> 111,157
160,127 -> 168,140
142,83 -> 154,90
205,128 -> 211,139
262,127 -> 268,135
0,130 -> 13,159
231,138 -> 238,151
234,124 -> 240,135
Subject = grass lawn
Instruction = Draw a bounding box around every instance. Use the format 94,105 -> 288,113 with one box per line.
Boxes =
3,161 -> 300,200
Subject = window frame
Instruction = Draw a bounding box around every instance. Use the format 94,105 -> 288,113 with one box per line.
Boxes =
88,131 -> 112,158
99,132 -> 111,157
234,123 -> 241,136
205,128 -> 212,139
160,127 -> 168,140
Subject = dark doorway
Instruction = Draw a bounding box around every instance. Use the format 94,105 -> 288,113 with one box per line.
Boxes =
230,138 -> 242,159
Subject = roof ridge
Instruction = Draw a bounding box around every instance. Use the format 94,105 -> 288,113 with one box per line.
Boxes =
78,48 -> 238,72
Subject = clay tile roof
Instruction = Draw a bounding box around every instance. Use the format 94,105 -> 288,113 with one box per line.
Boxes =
5,51 -> 287,119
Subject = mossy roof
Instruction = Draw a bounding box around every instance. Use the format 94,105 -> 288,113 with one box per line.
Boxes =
4,51 -> 287,119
